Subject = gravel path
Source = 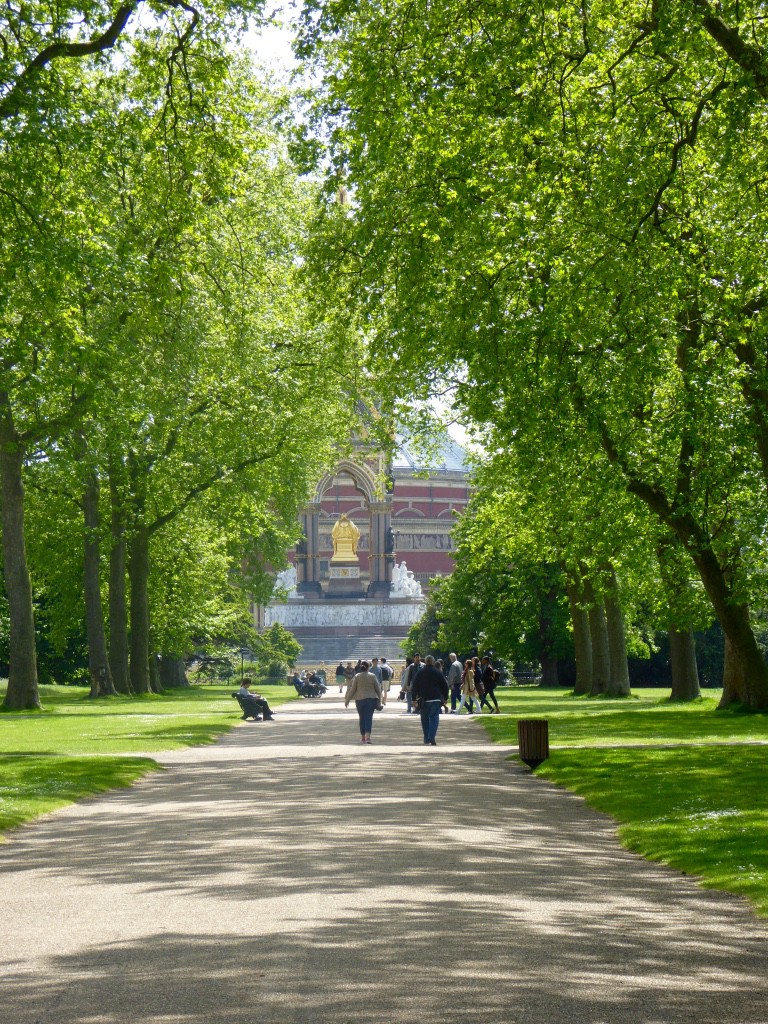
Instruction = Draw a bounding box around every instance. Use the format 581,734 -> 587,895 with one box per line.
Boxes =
1,693 -> 766,1024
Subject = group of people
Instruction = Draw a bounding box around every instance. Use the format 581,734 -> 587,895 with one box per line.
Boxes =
399,653 -> 501,738
335,658 -> 394,698
239,653 -> 500,746
342,652 -> 501,747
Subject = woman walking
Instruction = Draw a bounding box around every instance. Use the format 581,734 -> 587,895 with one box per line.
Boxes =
345,661 -> 382,744
479,656 -> 500,713
459,659 -> 481,715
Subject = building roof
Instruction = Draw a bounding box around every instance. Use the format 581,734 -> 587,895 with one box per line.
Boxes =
392,431 -> 470,474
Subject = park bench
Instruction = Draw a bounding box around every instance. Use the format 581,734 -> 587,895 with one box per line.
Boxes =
232,692 -> 262,721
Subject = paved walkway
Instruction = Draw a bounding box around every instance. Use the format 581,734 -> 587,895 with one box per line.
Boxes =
2,693 -> 767,1024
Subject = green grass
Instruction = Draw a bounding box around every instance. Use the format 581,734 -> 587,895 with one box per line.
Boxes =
0,681 -> 296,835
480,687 -> 768,916
0,754 -> 157,832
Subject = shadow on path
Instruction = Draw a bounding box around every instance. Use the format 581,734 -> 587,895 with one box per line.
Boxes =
1,697 -> 766,1023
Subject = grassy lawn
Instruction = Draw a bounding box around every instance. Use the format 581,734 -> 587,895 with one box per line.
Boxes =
479,687 -> 768,916
0,681 -> 296,836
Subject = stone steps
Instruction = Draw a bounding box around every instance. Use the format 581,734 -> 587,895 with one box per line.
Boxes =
295,634 -> 407,665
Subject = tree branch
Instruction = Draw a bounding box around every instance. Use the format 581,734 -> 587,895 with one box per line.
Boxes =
693,0 -> 768,97
147,442 -> 287,535
0,4 -> 140,121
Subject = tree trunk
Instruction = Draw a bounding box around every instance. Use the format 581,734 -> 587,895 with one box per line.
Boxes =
128,526 -> 151,694
567,578 -> 592,695
669,626 -> 701,701
108,468 -> 131,694
721,632 -> 748,707
0,405 -> 40,710
539,654 -> 559,687
603,564 -> 631,696
584,579 -> 610,695
594,401 -> 768,709
83,470 -> 117,698
159,656 -> 190,688
688,547 -> 768,709
149,652 -> 162,694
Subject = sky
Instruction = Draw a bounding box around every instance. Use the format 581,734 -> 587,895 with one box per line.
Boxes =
245,6 -> 299,80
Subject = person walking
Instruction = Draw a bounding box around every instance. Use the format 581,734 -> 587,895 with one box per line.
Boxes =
446,652 -> 463,713
343,661 -> 355,692
459,659 -> 481,715
412,655 -> 449,745
335,662 -> 345,692
380,657 -> 393,705
479,656 -> 501,713
344,661 -> 382,744
402,653 -> 422,714
472,656 -> 485,708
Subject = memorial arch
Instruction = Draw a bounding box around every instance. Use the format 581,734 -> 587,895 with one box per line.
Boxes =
296,458 -> 393,598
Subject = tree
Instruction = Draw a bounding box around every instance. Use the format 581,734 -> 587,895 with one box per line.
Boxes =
0,0 -> 266,708
255,622 -> 302,673
298,0 -> 768,708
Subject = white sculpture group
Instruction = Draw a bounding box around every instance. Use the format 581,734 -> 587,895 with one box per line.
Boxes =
273,559 -> 422,600
390,560 -> 423,599
274,564 -> 298,597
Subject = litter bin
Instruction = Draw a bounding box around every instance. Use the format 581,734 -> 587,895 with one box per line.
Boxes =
517,719 -> 549,769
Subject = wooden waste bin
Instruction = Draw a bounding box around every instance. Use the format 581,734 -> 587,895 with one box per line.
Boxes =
517,719 -> 549,769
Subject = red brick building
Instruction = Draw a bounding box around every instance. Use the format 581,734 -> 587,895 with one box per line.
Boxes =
313,434 -> 471,589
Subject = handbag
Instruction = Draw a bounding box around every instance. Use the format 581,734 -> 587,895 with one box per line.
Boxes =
398,690 -> 406,701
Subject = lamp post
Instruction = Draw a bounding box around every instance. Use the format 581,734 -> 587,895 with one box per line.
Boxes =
238,648 -> 252,682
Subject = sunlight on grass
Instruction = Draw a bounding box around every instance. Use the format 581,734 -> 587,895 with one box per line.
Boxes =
0,682 -> 297,835
479,686 -> 768,917
0,754 -> 158,833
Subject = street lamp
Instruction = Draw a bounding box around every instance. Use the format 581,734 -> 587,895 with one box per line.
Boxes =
238,648 -> 253,681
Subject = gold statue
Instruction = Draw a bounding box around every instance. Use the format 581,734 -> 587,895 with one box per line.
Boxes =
331,514 -> 360,562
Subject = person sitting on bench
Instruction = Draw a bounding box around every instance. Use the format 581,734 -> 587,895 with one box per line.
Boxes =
237,678 -> 276,720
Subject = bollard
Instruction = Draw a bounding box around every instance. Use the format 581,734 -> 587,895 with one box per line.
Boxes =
517,719 -> 549,769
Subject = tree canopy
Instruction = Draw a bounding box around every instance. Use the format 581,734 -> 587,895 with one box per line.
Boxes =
297,0 -> 768,708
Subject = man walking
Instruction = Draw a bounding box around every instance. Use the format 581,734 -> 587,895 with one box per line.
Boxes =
446,652 -> 463,713
412,655 -> 448,745
402,653 -> 422,713
379,657 -> 393,705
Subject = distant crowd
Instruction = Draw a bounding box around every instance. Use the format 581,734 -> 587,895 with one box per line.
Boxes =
335,653 -> 501,746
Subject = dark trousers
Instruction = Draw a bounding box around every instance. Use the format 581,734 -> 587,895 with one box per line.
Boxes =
480,688 -> 499,711
243,697 -> 273,719
356,697 -> 378,735
420,701 -> 441,742
450,685 -> 462,710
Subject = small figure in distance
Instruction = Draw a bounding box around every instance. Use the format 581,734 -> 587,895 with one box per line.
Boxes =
446,653 -> 463,713
379,657 -> 393,706
370,657 -> 383,686
344,660 -> 382,744
402,653 -> 422,714
459,660 -> 481,715
336,662 -> 345,693
411,655 -> 449,745
343,661 -> 355,691
479,656 -> 501,713
238,678 -> 276,720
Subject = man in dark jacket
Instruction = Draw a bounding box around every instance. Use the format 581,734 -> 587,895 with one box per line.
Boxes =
411,655 -> 449,745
